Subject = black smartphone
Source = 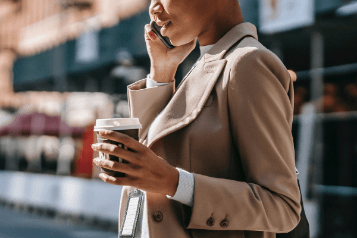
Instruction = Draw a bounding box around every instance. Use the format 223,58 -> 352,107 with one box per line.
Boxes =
150,21 -> 175,49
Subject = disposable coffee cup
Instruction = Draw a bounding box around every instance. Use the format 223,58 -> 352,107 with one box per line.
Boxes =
94,118 -> 141,177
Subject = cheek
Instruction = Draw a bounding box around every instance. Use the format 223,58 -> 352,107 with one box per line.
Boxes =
166,6 -> 203,45
177,8 -> 193,21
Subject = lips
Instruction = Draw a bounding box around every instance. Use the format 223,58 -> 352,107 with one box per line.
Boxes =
161,21 -> 171,35
156,20 -> 171,27
162,21 -> 171,27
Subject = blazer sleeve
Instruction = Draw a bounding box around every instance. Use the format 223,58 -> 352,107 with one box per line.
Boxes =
184,49 -> 301,233
127,78 -> 175,140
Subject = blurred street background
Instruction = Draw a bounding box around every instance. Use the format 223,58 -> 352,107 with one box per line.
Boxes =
0,0 -> 357,237
0,205 -> 117,238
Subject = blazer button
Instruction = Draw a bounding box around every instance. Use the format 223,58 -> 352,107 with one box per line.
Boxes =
207,217 -> 215,226
153,211 -> 163,222
220,220 -> 229,228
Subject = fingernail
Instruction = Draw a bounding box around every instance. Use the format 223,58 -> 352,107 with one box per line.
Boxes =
108,176 -> 116,182
150,32 -> 156,40
91,144 -> 96,149
93,158 -> 100,163
99,130 -> 105,135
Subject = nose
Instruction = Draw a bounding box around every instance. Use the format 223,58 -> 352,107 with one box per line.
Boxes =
149,2 -> 164,17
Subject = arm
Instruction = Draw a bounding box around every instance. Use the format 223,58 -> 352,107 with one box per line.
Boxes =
184,48 -> 301,233
127,77 -> 175,140
131,76 -> 196,207
167,168 -> 195,207
91,24 -> 198,205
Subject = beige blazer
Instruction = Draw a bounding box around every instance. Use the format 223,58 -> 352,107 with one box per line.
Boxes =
119,23 -> 301,238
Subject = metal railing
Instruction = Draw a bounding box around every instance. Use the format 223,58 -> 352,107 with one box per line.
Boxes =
296,62 -> 357,80
294,102 -> 357,238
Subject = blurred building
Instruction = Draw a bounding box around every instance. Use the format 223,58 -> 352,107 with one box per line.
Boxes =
1,0 -> 357,111
0,0 -> 148,109
0,0 -> 136,180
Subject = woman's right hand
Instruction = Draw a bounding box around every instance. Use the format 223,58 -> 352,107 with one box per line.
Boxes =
144,24 -> 197,83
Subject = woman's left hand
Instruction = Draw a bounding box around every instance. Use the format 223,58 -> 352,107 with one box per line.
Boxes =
91,130 -> 179,197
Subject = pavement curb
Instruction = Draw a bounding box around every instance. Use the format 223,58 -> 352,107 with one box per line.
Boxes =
0,171 -> 121,232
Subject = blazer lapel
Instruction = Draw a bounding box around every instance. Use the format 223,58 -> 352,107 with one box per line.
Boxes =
147,22 -> 259,148
148,55 -> 227,148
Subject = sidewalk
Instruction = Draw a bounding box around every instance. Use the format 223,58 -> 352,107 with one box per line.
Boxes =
0,171 -> 122,229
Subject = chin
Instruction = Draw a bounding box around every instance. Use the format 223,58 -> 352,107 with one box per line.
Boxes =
169,35 -> 196,47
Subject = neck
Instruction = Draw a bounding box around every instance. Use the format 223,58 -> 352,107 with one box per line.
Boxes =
198,2 -> 244,46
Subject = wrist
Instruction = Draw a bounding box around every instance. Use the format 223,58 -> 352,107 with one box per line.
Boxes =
150,66 -> 177,83
166,167 -> 179,197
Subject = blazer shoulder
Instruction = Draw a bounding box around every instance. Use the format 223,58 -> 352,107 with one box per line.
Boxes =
227,37 -> 283,69
227,37 -> 290,89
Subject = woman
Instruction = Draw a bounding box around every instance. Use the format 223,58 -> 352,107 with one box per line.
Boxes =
92,0 -> 304,237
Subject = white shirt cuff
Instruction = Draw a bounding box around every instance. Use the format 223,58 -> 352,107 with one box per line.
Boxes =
146,74 -> 170,88
167,168 -> 195,207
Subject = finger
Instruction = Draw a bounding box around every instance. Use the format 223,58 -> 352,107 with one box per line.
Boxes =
288,70 -> 297,82
93,157 -> 134,174
98,130 -> 146,152
99,173 -> 134,186
144,24 -> 156,41
91,143 -> 139,163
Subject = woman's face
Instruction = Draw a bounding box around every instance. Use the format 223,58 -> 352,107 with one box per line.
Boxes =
149,0 -> 216,46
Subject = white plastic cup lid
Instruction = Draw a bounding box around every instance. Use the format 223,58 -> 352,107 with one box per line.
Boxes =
94,118 -> 141,131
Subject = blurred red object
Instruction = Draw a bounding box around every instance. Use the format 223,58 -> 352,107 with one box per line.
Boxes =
294,86 -> 308,115
344,83 -> 357,111
323,83 -> 349,113
77,125 -> 95,178
0,112 -> 85,137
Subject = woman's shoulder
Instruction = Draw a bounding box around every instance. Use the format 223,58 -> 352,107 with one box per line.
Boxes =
226,37 -> 291,89
227,37 -> 284,70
